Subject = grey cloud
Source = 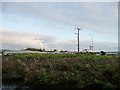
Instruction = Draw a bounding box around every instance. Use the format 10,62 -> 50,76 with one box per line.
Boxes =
1,2 -> 118,51
1,29 -> 118,51
45,39 -> 118,52
1,29 -> 57,50
93,41 -> 118,52
2,2 -> 118,35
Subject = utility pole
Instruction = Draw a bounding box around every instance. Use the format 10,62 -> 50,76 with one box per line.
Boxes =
75,28 -> 81,53
89,34 -> 93,52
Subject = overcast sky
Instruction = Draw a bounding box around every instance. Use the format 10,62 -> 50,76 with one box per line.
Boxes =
1,1 -> 118,52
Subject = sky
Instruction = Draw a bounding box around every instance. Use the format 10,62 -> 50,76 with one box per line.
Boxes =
1,0 -> 118,52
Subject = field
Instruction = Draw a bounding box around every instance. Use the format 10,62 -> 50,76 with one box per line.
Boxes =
2,53 -> 120,89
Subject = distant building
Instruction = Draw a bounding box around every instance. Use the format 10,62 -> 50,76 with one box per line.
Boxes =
106,51 -> 118,56
82,49 -> 89,53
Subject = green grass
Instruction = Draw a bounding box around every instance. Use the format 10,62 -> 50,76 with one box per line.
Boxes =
2,53 -> 120,89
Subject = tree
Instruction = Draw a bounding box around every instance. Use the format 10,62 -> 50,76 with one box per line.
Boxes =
101,51 -> 106,55
53,49 -> 57,52
42,49 -> 45,52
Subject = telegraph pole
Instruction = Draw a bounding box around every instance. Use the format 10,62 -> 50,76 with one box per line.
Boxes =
89,34 -> 93,52
75,28 -> 81,53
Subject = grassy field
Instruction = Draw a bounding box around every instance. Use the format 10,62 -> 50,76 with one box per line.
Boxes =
2,53 -> 120,89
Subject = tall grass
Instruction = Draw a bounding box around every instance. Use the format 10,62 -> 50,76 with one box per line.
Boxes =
2,53 -> 120,89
